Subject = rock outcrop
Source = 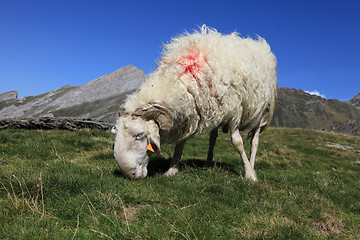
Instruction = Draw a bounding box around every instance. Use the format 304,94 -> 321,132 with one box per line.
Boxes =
0,91 -> 18,102
331,119 -> 360,136
0,118 -> 112,131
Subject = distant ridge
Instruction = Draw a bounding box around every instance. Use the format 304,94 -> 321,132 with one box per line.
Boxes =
272,88 -> 360,135
0,66 -> 359,135
0,65 -> 146,122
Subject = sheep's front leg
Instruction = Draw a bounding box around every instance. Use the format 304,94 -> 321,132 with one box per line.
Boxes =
229,123 -> 258,181
205,128 -> 218,167
250,127 -> 261,168
164,140 -> 186,176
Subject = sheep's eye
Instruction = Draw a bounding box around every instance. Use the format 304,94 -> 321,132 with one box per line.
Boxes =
135,132 -> 145,140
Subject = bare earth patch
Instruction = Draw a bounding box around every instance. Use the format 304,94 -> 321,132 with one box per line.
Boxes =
122,204 -> 149,222
314,213 -> 344,236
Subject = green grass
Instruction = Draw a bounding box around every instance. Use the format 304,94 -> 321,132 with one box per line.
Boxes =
0,128 -> 359,239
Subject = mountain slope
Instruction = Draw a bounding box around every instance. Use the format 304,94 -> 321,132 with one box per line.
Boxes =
348,93 -> 360,109
271,88 -> 360,132
0,65 -> 145,120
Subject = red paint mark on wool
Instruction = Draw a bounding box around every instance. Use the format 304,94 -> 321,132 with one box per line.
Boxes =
177,50 -> 206,86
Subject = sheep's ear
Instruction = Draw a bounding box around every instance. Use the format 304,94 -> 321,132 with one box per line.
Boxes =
146,120 -> 161,154
134,103 -> 173,131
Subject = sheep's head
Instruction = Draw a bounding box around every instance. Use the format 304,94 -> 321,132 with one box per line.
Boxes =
112,104 -> 173,179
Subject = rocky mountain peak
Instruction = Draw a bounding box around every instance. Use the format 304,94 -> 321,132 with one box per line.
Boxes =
54,65 -> 146,109
348,92 -> 360,109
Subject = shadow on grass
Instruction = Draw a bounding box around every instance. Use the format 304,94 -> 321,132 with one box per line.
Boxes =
183,159 -> 240,176
113,156 -> 239,178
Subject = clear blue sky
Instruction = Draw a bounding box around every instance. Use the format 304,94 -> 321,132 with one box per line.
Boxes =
1,0 -> 359,100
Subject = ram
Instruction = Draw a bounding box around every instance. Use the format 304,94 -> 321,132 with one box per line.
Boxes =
112,26 -> 277,181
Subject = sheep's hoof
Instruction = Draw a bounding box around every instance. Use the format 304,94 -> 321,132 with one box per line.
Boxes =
245,168 -> 258,181
164,167 -> 179,176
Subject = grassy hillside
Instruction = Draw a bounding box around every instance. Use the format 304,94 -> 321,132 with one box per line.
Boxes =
0,128 -> 359,239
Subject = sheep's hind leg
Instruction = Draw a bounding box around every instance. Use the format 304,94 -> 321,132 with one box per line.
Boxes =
205,128 -> 218,167
229,123 -> 258,181
164,140 -> 186,176
249,127 -> 261,168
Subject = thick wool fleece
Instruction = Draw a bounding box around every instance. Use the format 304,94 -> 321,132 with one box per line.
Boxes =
124,26 -> 277,143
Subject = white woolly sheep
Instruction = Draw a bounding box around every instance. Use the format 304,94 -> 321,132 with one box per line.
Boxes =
112,26 -> 277,181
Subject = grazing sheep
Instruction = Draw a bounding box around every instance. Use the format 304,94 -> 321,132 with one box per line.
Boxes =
112,25 -> 277,180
